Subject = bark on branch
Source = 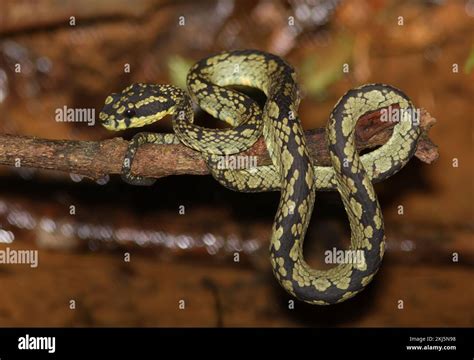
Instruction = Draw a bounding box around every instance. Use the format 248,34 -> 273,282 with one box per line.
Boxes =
0,109 -> 438,180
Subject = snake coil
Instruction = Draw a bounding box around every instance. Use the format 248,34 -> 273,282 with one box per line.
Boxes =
100,50 -> 421,305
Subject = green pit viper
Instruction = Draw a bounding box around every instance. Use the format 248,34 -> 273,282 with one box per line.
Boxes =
99,50 -> 421,305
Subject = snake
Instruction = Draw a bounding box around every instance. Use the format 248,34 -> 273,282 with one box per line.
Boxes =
99,50 -> 421,305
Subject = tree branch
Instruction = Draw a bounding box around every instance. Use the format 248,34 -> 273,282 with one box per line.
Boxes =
0,109 -> 438,180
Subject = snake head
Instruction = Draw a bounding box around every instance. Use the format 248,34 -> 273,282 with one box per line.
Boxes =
99,83 -> 180,131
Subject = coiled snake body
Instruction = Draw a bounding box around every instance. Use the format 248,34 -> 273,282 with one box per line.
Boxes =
100,50 -> 421,305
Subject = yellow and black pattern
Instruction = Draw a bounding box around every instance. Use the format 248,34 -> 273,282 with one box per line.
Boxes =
99,50 -> 421,304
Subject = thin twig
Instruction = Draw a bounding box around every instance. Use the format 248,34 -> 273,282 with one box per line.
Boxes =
0,109 -> 438,180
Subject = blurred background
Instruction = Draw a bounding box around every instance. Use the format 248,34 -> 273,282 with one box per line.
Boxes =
0,0 -> 472,327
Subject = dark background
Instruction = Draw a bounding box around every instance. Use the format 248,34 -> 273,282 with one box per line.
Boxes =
0,0 -> 472,326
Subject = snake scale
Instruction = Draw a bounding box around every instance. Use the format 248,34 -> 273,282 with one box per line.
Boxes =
99,50 -> 421,305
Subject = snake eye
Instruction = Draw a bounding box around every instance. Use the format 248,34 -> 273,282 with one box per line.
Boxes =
124,108 -> 136,118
